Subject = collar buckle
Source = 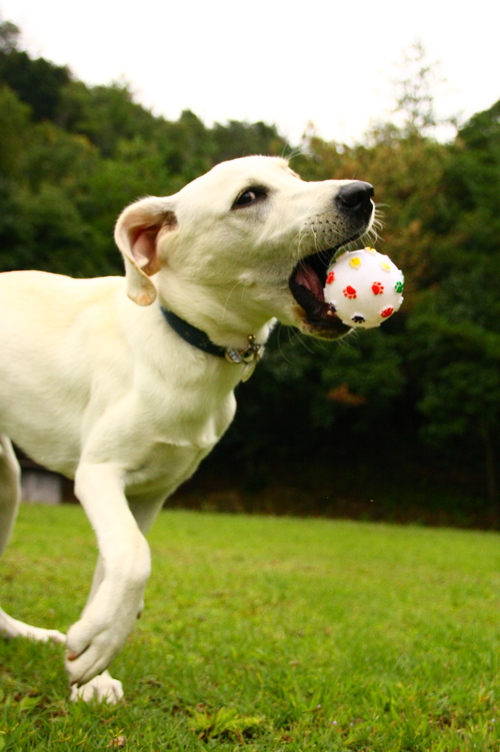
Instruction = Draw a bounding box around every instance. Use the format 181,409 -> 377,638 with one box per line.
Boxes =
161,307 -> 263,374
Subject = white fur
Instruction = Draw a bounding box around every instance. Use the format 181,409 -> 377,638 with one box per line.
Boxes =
0,156 -> 373,701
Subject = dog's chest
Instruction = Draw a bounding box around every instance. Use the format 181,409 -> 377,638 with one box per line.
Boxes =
122,383 -> 237,497
124,440 -> 214,498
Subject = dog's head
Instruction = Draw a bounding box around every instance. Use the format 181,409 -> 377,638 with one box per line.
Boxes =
115,156 -> 375,342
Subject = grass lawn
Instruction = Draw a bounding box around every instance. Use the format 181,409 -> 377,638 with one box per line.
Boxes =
0,505 -> 499,751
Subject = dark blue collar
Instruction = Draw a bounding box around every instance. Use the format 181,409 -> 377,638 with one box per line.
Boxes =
160,307 -> 264,366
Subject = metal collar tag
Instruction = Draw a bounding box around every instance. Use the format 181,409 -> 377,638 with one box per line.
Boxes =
225,335 -> 263,364
225,335 -> 263,382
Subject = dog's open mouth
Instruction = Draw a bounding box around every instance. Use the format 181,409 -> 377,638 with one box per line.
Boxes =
289,248 -> 350,337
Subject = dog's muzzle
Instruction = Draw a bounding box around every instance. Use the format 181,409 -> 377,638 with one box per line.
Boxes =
289,181 -> 374,339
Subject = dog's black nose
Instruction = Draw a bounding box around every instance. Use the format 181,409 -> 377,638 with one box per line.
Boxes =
336,181 -> 374,208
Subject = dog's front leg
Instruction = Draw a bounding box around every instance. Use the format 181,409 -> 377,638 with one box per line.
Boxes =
70,495 -> 168,702
69,555 -> 123,703
66,462 -> 151,690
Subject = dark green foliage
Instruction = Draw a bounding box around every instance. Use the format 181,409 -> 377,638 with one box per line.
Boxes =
0,48 -> 70,122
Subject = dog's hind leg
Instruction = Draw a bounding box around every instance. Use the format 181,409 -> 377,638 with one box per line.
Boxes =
0,435 -> 65,644
0,435 -> 21,555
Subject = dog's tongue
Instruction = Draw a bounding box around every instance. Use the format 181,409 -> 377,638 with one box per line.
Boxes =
294,262 -> 325,301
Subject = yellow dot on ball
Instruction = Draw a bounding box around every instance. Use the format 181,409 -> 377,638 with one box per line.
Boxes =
380,262 -> 392,273
349,257 -> 362,268
365,247 -> 377,254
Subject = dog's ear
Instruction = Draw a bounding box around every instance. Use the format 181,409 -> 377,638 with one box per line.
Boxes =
115,197 -> 178,306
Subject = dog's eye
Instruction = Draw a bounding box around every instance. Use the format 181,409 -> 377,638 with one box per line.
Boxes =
232,186 -> 268,209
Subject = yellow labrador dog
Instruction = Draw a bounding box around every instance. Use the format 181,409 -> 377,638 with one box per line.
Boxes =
0,156 -> 374,701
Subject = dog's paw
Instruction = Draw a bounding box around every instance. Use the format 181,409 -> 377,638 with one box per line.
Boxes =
65,608 -> 137,687
0,609 -> 66,643
64,570 -> 147,686
28,626 -> 66,644
66,625 -> 122,686
70,670 -> 123,703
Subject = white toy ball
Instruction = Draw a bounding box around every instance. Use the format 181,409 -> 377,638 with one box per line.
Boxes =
324,247 -> 404,329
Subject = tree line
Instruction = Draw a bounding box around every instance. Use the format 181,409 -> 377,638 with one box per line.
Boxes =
1,21 -> 499,524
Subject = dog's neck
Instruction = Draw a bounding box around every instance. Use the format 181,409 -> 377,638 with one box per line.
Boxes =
160,306 -> 264,368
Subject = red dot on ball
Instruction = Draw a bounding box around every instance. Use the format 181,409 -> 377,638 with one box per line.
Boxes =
343,285 -> 357,299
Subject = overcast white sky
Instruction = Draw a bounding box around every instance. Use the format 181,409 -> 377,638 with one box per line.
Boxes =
2,0 -> 498,145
